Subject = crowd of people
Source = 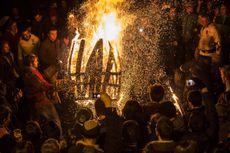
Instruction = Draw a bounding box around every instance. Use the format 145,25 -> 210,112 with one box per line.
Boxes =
0,0 -> 230,153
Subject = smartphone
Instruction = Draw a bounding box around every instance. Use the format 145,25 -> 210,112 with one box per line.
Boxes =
186,79 -> 196,87
92,93 -> 101,98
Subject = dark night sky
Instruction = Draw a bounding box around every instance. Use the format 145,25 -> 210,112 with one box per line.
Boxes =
1,0 -> 230,18
0,0 -> 84,18
0,0 -> 30,16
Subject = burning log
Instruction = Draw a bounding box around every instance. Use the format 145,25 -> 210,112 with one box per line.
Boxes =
85,38 -> 103,96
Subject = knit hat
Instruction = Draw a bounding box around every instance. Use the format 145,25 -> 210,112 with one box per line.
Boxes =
100,93 -> 112,108
82,119 -> 100,138
187,90 -> 203,107
76,107 -> 93,124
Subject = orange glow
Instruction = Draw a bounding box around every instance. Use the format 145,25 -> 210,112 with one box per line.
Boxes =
68,0 -> 134,100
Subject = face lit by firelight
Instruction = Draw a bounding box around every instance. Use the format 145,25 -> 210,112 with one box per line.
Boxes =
48,29 -> 58,42
1,42 -> 10,54
32,57 -> 39,68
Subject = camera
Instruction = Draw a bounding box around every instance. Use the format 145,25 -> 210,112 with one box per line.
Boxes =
92,93 -> 101,99
186,79 -> 196,87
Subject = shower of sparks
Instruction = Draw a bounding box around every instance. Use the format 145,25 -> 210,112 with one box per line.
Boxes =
66,0 -> 176,112
67,0 -> 135,106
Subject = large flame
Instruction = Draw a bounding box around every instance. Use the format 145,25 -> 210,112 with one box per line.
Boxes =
68,0 -> 134,101
78,0 -> 134,72
87,11 -> 122,71
92,12 -> 121,44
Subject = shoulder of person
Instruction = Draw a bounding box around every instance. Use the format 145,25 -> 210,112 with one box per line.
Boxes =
31,34 -> 40,41
41,37 -> 50,44
209,23 -> 219,30
0,127 -> 9,138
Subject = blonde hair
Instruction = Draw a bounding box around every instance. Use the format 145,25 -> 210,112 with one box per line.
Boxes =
41,138 -> 60,153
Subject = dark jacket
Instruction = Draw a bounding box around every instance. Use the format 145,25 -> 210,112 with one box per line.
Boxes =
0,52 -> 19,88
68,140 -> 104,153
0,129 -> 16,153
143,140 -> 177,153
98,107 -> 123,153
39,38 -> 61,71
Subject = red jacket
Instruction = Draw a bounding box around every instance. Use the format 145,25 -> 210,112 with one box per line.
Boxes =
23,66 -> 52,108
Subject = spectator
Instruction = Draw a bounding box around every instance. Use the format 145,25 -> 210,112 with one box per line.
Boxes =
94,93 -> 123,153
0,79 -> 9,107
183,110 -> 210,153
149,83 -> 165,103
195,13 -> 222,65
187,87 -> 219,152
142,116 -> 177,153
213,4 -> 220,23
71,107 -> 93,142
159,101 -> 186,140
215,3 -> 230,64
12,140 -> 34,153
22,54 -> 62,138
0,40 -> 20,87
0,105 -> 16,153
122,120 -> 141,153
215,104 -> 230,142
218,65 -> 230,108
174,140 -> 198,153
43,5 -> 62,35
122,100 -> 148,149
181,1 -> 198,61
41,138 -> 60,153
18,24 -> 40,71
68,119 -> 104,153
23,120 -> 45,153
31,9 -> 46,41
0,40 -> 21,116
38,26 -> 61,73
2,18 -> 20,60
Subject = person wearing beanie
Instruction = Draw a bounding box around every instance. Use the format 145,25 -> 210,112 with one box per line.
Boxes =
68,119 -> 104,153
187,90 -> 203,110
94,93 -> 123,153
71,107 -> 93,141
